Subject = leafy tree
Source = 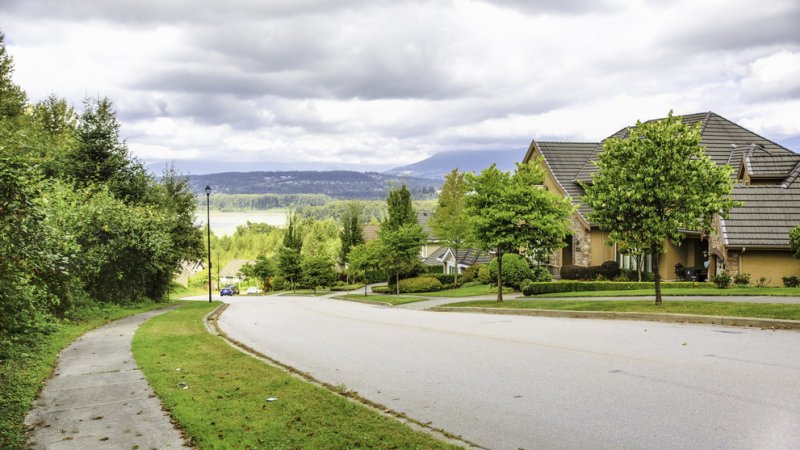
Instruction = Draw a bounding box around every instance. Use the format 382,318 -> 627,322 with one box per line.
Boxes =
242,255 -> 275,291
283,210 -> 303,251
465,162 -> 572,301
31,95 -> 78,178
582,111 -> 737,304
348,240 -> 383,295
301,254 -> 336,293
789,225 -> 800,260
379,224 -> 426,295
383,184 -> 416,231
430,169 -> 468,285
339,201 -> 364,280
0,32 -> 25,120
278,247 -> 303,292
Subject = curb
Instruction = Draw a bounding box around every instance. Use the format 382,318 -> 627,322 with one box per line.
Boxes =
429,306 -> 800,330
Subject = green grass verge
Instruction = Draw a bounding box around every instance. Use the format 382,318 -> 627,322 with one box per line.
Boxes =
0,301 -> 177,449
278,290 -> 332,297
532,287 -> 800,298
132,302 -> 458,449
334,294 -> 427,306
447,299 -> 800,320
168,284 -> 209,299
418,284 -> 513,298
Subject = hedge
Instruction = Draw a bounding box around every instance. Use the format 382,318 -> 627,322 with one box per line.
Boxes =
397,277 -> 443,293
522,281 -> 713,296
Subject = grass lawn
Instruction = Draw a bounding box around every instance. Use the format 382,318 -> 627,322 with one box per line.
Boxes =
132,302 -> 458,449
168,284 -> 209,299
334,294 -> 427,306
532,286 -> 800,298
278,289 -> 332,297
447,299 -> 800,320
418,283 -> 513,298
0,301 -> 178,449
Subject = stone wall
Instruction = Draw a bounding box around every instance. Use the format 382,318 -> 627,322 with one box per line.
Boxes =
570,215 -> 592,267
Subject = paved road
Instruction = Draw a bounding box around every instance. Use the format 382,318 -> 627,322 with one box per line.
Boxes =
217,295 -> 800,449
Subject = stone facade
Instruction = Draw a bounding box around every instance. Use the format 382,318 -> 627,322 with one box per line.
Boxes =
570,215 -> 592,267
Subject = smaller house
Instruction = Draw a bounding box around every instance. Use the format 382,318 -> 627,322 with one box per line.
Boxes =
440,248 -> 492,274
219,259 -> 253,286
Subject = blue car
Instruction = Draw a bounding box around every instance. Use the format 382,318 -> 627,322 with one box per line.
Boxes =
220,287 -> 234,296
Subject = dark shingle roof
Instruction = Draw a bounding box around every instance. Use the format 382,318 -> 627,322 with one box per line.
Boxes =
534,142 -> 597,220
417,210 -> 436,239
723,182 -> 800,248
448,248 -> 492,266
529,111 -> 800,248
422,246 -> 447,266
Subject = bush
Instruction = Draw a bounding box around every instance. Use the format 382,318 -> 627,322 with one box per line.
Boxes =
520,280 -> 713,296
561,261 -> 621,281
519,279 -> 534,292
734,273 -> 751,286
782,275 -> 799,288
424,265 -> 444,274
713,272 -> 732,289
755,277 -> 769,287
428,273 -> 459,286
461,264 -> 480,282
476,265 -> 491,284
330,283 -> 365,292
530,265 -> 552,282
599,260 -> 620,279
489,254 -> 534,289
397,277 -> 443,293
372,285 -> 392,293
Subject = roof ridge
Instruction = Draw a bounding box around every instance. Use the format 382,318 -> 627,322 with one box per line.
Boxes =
706,112 -> 795,154
698,111 -> 712,134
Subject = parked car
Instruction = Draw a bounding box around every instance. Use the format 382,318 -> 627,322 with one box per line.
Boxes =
223,285 -> 239,295
246,286 -> 262,294
220,287 -> 234,296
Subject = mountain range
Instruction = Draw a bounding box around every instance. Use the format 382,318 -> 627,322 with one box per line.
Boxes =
385,149 -> 521,179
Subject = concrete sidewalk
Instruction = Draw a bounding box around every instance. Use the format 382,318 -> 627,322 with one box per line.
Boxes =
25,308 -> 189,449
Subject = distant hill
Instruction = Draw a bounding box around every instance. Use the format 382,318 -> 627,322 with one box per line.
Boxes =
188,170 -> 439,199
385,149 -> 522,180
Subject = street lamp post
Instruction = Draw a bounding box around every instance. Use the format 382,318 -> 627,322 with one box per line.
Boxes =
205,185 -> 212,303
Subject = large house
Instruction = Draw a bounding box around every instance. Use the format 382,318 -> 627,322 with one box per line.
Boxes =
524,111 -> 800,283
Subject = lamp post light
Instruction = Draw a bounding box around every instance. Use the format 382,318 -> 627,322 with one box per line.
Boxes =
205,185 -> 212,303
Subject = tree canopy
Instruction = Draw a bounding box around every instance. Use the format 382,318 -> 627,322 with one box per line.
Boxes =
582,111 -> 737,304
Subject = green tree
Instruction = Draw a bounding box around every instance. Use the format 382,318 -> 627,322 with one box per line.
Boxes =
465,162 -> 572,301
379,224 -> 426,295
283,210 -> 303,251
242,255 -> 275,291
0,32 -> 25,120
348,240 -> 383,295
791,225 -> 800,260
582,111 -> 737,304
339,201 -> 364,279
430,169 -> 468,284
301,254 -> 337,293
383,184 -> 416,231
278,247 -> 302,292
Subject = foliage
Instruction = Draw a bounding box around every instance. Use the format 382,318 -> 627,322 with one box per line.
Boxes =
465,161 -> 572,300
430,169 -> 469,284
397,276 -> 444,293
347,240 -> 383,281
461,264 -> 481,282
301,254 -> 337,293
734,273 -> 751,286
476,265 -> 491,284
530,265 -> 552,282
713,272 -> 732,288
782,275 -> 799,288
283,210 -> 303,251
488,254 -> 533,289
339,201 -> 365,265
582,111 -> 737,304
521,281 -> 711,296
561,261 -> 620,281
278,247 -> 303,290
383,184 -> 417,231
755,277 -> 769,288
790,225 -> 800,260
378,224 -> 426,293
241,255 -> 275,291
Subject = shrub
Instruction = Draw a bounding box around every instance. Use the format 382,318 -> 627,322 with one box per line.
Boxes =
476,265 -> 491,284
755,277 -> 769,288
599,260 -> 620,279
530,265 -> 552,282
489,254 -> 535,288
520,280 -> 713,296
428,273 -> 459,286
330,283 -> 365,292
461,264 -> 480,282
397,277 -> 443,293
424,265 -> 444,274
733,273 -> 750,286
519,278 -> 534,292
782,275 -> 799,288
372,285 -> 392,293
713,272 -> 731,289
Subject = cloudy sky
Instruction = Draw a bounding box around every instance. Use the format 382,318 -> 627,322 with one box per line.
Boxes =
2,0 -> 799,174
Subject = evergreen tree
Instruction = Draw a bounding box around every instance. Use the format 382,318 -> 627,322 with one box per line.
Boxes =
383,184 -> 416,231
339,201 -> 364,269
283,210 -> 303,251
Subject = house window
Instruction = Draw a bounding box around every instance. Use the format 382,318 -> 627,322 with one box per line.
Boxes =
616,250 -> 653,273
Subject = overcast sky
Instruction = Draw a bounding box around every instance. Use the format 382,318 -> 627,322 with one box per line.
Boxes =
2,0 -> 799,174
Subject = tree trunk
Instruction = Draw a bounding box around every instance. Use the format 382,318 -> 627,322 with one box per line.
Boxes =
364,269 -> 368,296
396,272 -> 400,296
453,246 -> 459,288
651,245 -> 662,305
636,254 -> 643,282
496,249 -> 504,302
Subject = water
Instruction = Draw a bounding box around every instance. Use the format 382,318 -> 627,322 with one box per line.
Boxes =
196,209 -> 287,236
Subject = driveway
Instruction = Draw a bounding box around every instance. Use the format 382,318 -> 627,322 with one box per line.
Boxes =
217,295 -> 800,450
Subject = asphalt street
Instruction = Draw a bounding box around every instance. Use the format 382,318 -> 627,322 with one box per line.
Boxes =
217,295 -> 800,450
